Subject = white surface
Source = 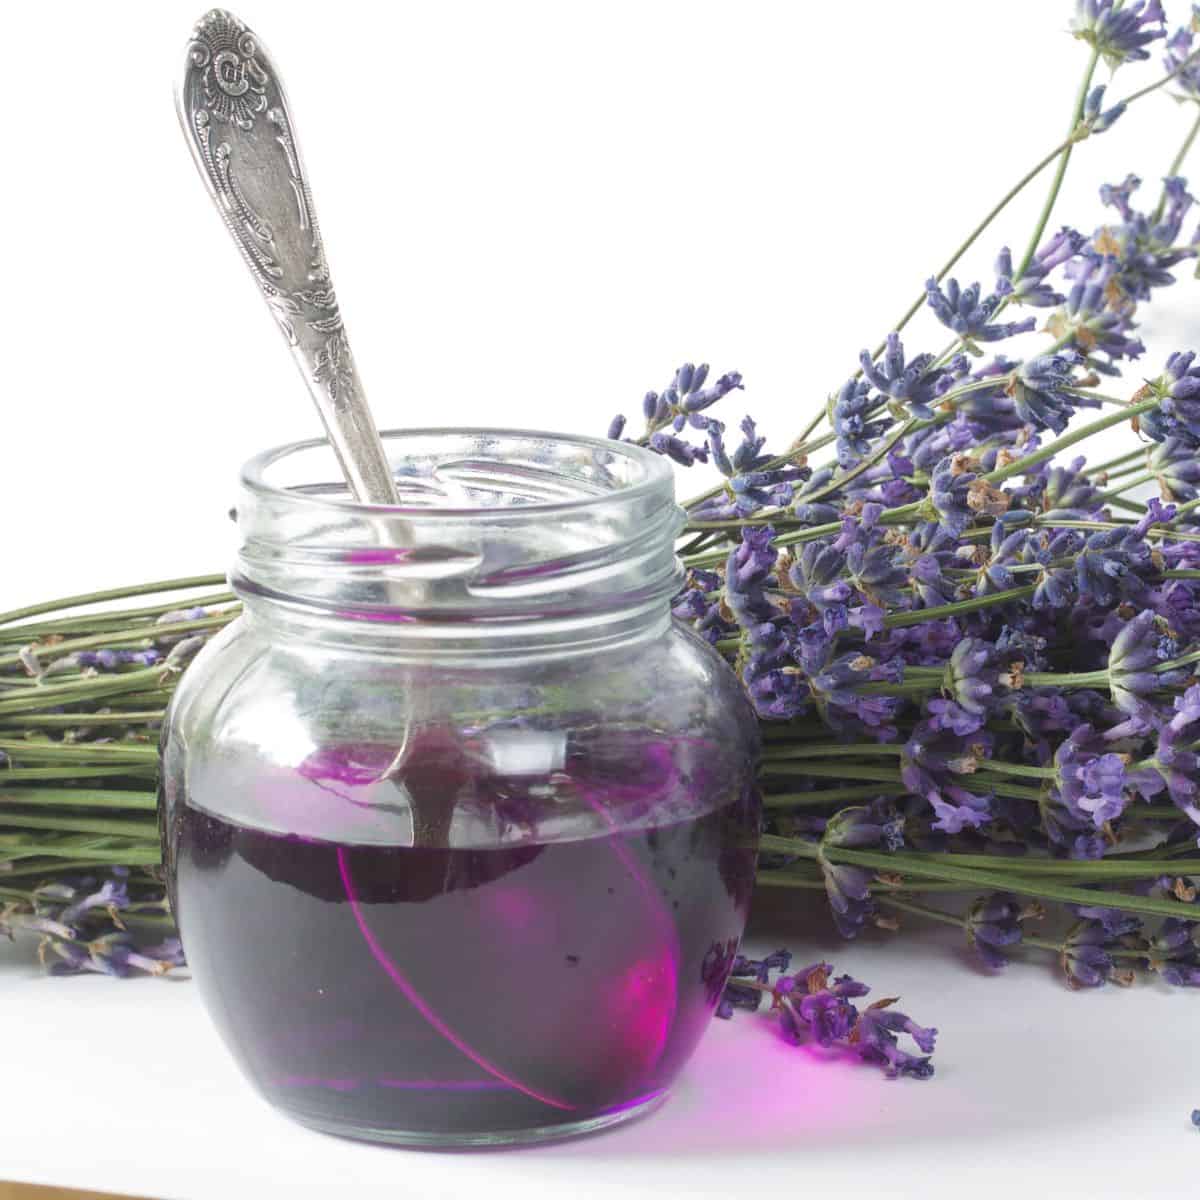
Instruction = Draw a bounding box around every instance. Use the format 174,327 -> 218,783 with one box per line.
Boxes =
2,900 -> 1198,1200
2,1 -> 1200,1197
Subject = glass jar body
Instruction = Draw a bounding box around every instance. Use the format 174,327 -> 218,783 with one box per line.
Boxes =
159,431 -> 760,1147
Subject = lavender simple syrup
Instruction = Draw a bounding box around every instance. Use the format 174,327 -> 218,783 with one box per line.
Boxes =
173,761 -> 757,1140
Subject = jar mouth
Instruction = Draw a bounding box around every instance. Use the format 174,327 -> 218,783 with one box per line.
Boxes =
241,427 -> 675,519
233,428 -> 684,652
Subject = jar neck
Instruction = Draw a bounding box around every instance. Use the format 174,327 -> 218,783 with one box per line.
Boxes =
232,428 -> 685,660
235,588 -> 677,660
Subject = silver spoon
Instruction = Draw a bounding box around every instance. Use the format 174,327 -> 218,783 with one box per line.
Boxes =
176,8 -> 399,505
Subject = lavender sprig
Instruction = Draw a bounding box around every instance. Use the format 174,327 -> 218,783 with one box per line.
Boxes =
713,950 -> 937,1080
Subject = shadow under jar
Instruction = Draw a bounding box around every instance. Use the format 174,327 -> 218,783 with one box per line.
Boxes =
159,428 -> 761,1148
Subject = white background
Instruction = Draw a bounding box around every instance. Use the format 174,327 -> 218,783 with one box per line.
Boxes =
2,2 -> 1199,1197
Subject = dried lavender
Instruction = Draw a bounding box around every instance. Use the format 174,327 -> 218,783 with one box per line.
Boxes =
638,5 -> 1200,991
714,950 -> 937,1080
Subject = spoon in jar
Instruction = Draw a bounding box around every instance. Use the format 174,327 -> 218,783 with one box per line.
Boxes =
176,8 -> 399,505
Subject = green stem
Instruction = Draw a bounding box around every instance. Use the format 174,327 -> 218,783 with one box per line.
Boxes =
1096,461 -> 1148,484
0,712 -> 165,729
0,613 -> 235,671
813,840 -> 1197,920
0,766 -> 156,782
1093,470 -> 1154,502
759,762 -> 1044,802
760,742 -> 902,761
0,592 -> 238,642
0,575 -> 226,627
0,740 -> 158,763
762,785 -> 892,809
891,851 -> 1200,880
798,419 -> 917,505
0,858 -> 158,881
1092,446 -> 1147,475
1014,48 -> 1101,279
0,811 -> 159,839
1153,107 -> 1200,223
983,397 -> 1160,485
0,788 -> 157,811
0,669 -> 172,717
883,585 -> 1037,628
0,839 -> 160,864
974,759 -> 1056,780
1023,668 -> 1109,688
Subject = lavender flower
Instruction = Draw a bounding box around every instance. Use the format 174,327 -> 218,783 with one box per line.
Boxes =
1005,351 -> 1086,432
1147,917 -> 1200,986
997,229 -> 1084,308
966,893 -> 1042,970
1051,253 -> 1146,372
1070,0 -> 1167,69
925,276 -> 1036,346
1107,609 -> 1171,718
608,362 -> 743,465
853,1004 -> 938,1079
1060,918 -> 1138,989
946,637 -> 999,718
859,333 -> 955,420
833,377 -> 889,467
1094,174 -> 1197,302
717,957 -> 937,1080
1142,350 -> 1200,445
1164,9 -> 1200,100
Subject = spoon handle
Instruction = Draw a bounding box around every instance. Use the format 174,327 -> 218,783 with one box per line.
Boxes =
177,9 -> 398,504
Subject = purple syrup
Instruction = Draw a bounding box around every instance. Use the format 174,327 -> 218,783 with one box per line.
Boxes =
172,756 -> 757,1140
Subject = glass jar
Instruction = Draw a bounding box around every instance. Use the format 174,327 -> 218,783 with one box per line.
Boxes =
159,428 -> 761,1147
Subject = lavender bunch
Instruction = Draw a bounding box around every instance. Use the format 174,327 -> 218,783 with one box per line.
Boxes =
0,576 -> 237,973
613,4 -> 1200,989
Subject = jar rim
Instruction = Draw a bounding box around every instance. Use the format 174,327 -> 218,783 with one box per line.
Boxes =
240,426 -> 676,519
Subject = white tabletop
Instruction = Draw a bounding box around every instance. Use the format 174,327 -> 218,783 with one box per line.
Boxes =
4,890 -> 1196,1200
2,2 -> 1198,1195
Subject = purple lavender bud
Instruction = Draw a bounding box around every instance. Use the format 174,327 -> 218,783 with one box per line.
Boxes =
1108,609 -> 1167,717
163,635 -> 208,672
642,391 -> 659,421
707,421 -> 734,477
731,415 -> 769,473
648,431 -> 708,467
819,860 -> 874,938
995,246 -> 1014,285
59,878 -> 129,926
966,892 -> 1030,970
1083,83 -> 1126,133
681,370 -> 744,413
853,1007 -> 936,1079
606,414 -> 626,441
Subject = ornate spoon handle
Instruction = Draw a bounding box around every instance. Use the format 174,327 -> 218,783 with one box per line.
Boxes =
177,9 -> 398,504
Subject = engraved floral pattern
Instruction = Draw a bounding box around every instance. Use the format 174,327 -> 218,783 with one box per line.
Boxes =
188,10 -> 269,131
313,330 -> 355,406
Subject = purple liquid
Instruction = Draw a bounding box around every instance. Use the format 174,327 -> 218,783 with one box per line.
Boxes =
172,752 -> 757,1140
